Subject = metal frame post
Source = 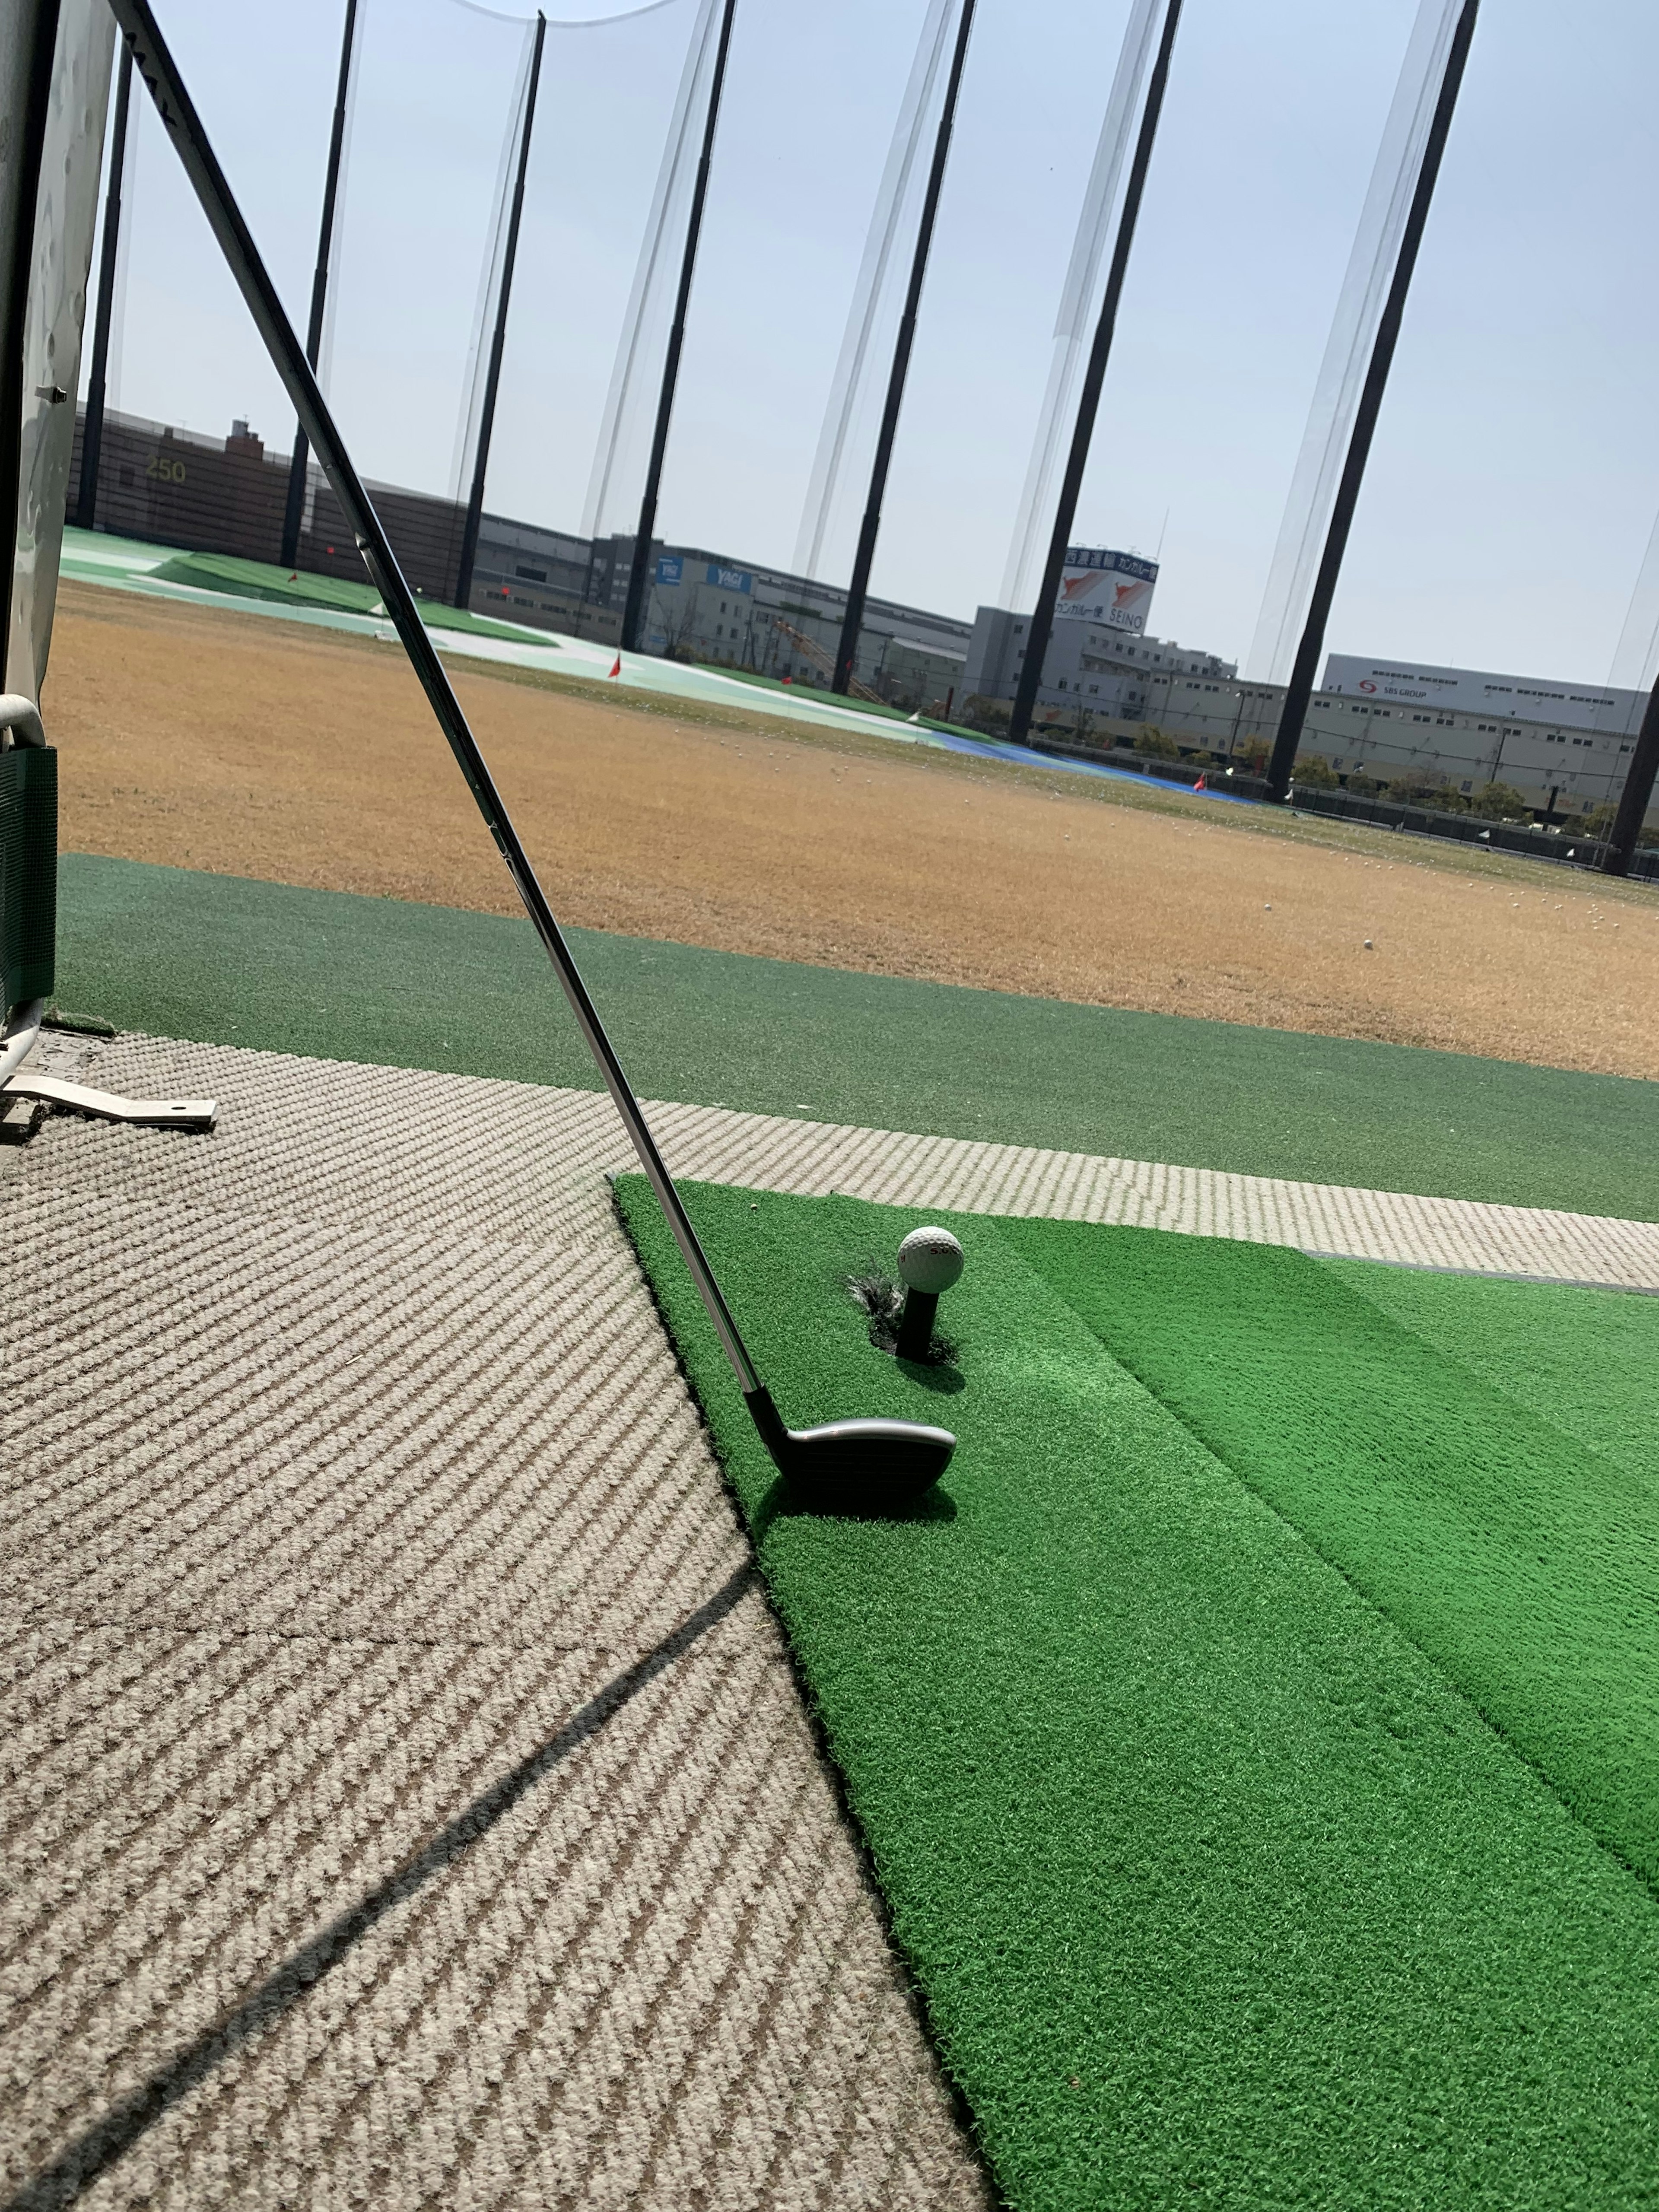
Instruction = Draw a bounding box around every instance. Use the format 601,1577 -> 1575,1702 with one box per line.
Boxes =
618,0 -> 737,654
1263,0 -> 1479,803
831,0 -> 975,697
1007,0 -> 1180,748
279,0 -> 358,573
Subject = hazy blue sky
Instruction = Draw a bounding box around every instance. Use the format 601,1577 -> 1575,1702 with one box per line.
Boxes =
94,0 -> 1659,684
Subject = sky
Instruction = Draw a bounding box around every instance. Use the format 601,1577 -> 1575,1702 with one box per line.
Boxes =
87,0 -> 1659,687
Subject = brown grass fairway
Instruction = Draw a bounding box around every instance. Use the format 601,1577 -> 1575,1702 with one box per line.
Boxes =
47,580 -> 1659,1081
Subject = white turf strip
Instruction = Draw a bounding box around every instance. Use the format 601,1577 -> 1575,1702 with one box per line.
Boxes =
25,1029 -> 1659,1294
648,1096 -> 1659,1295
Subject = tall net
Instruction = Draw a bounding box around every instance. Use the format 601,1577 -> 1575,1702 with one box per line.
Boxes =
448,4 -> 537,505
996,0 -> 1157,614
581,0 -> 719,543
1246,0 -> 1463,683
789,0 -> 953,584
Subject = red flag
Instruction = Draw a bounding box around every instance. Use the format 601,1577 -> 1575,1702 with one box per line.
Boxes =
1193,773 -> 1207,792
608,654 -> 622,678
782,675 -> 792,685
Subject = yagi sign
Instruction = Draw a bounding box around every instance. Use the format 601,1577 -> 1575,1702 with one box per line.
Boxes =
1054,546 -> 1157,633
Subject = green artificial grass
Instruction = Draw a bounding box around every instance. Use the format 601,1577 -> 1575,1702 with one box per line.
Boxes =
148,549 -> 560,645
56,854 -> 1659,1217
617,1175 -> 1659,2209
1322,1259 -> 1659,1488
1004,1220 -> 1659,1884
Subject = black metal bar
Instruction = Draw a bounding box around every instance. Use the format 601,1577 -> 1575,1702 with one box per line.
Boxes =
1603,686 -> 1659,876
831,0 -> 975,696
1007,0 -> 1179,747
1,0 -> 63,668
108,0 -> 767,1398
75,38 -> 131,531
279,0 -> 357,572
454,10 -> 545,611
619,0 -> 737,653
1264,0 -> 1479,802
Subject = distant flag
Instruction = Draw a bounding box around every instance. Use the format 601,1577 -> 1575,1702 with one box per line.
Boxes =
608,653 -> 622,678
1193,773 -> 1207,792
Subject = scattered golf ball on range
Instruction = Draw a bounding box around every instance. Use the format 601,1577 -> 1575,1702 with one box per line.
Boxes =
895,1226 -> 965,1361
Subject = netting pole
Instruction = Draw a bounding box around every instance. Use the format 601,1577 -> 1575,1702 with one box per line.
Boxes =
1264,0 -> 1478,803
280,0 -> 358,572
830,0 -> 975,696
1006,0 -> 1179,749
619,0 -> 737,653
1602,691 -> 1659,876
74,41 -> 130,532
454,10 -> 546,612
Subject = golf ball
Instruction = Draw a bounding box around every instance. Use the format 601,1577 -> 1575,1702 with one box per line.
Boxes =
897,1226 -> 965,1295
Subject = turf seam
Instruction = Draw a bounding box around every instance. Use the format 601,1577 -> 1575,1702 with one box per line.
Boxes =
1033,1263 -> 1659,1912
1302,1247 -> 1659,1297
606,1178 -> 1008,2208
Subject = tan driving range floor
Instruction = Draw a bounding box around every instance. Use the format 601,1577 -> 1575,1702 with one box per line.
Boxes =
45,582 -> 1659,1080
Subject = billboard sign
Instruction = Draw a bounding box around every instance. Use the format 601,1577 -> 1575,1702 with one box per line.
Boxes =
704,563 -> 752,594
655,555 -> 684,586
1053,546 -> 1157,632
1322,652 -> 1637,734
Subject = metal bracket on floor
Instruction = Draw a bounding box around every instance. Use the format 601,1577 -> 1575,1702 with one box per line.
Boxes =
0,1000 -> 217,1130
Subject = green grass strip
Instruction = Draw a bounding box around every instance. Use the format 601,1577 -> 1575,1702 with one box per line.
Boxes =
1320,1259 -> 1659,1488
616,1175 -> 1659,2211
57,854 -> 1659,1217
1006,1221 -> 1659,1885
148,549 -> 559,644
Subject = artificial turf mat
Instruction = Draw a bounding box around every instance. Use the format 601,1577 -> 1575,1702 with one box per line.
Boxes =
617,1174 -> 1659,2209
56,852 -> 1659,1219
1321,1259 -> 1659,1488
1004,1220 -> 1659,1888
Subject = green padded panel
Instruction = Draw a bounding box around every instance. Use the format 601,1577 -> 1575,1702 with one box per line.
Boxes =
1,744 -> 57,1014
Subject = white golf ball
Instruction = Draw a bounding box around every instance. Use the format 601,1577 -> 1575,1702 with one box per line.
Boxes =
897,1226 -> 965,1295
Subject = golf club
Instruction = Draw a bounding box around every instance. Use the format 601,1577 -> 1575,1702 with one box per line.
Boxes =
108,0 -> 955,1511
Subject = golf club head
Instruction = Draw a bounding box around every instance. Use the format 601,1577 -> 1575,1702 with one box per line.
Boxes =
746,1388 -> 956,1516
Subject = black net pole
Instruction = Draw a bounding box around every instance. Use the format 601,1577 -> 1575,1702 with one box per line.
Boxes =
1602,686 -> 1659,876
619,0 -> 737,654
1007,0 -> 1180,747
74,39 -> 131,531
1264,0 -> 1478,804
279,0 -> 358,572
454,10 -> 546,611
830,0 -> 975,697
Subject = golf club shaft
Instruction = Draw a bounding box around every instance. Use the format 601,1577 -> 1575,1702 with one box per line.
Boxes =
108,0 -> 764,1397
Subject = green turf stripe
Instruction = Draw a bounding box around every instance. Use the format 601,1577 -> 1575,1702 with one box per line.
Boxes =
57,852 -> 1659,1217
617,1175 -> 1659,2212
1320,1259 -> 1659,1489
1004,1218 -> 1659,1889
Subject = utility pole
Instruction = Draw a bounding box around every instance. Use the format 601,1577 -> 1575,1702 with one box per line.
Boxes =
75,41 -> 132,530
454,11 -> 546,610
620,0 -> 738,654
280,0 -> 358,572
831,0 -> 976,696
1007,0 -> 1181,747
1264,0 -> 1479,802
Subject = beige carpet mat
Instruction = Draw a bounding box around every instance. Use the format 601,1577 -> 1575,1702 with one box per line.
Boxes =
1,1032 -> 990,2212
